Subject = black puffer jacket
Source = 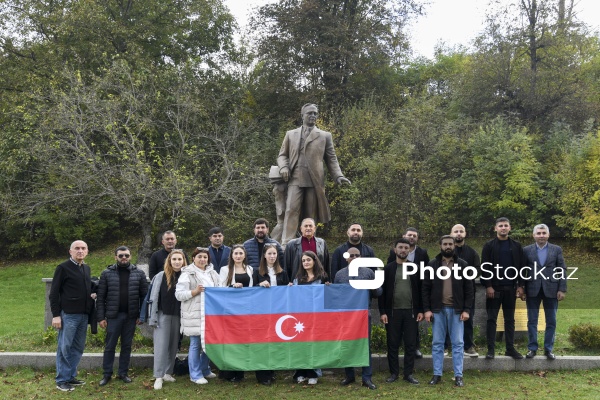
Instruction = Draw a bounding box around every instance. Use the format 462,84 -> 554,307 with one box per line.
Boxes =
97,263 -> 148,321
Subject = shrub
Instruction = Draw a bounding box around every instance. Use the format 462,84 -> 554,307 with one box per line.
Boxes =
42,326 -> 58,345
370,323 -> 386,353
568,323 -> 600,350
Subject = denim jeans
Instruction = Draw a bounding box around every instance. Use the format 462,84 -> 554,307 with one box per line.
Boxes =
432,307 -> 464,377
56,312 -> 88,384
189,336 -> 211,380
102,312 -> 137,377
526,292 -> 558,352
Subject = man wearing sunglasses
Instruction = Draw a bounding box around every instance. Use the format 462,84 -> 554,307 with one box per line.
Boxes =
96,246 -> 148,386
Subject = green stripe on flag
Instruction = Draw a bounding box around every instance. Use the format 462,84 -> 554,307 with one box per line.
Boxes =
205,339 -> 369,371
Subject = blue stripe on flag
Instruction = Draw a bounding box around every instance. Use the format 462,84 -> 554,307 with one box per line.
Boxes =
204,284 -> 368,316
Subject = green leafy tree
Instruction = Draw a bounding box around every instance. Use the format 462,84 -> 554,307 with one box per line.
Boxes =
453,0 -> 600,130
555,130 -> 600,248
248,0 -> 422,120
449,117 -> 544,233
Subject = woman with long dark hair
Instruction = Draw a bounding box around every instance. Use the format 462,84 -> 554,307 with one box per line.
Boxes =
253,243 -> 290,385
291,250 -> 328,385
218,245 -> 255,382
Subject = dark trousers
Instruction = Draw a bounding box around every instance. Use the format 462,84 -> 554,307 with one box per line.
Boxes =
293,369 -> 318,379
345,315 -> 373,381
102,312 -> 137,377
386,309 -> 417,378
221,370 -> 244,381
255,370 -> 274,383
486,285 -> 517,351
526,291 -> 558,352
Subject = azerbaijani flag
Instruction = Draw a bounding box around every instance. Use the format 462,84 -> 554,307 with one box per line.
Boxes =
201,284 -> 369,371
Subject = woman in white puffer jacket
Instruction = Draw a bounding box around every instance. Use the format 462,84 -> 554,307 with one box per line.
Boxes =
175,247 -> 222,385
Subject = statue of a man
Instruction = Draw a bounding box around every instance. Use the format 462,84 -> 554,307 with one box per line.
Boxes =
277,104 -> 351,245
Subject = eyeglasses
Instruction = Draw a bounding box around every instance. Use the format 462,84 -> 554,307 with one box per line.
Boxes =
196,247 -> 209,251
117,254 -> 131,259
348,254 -> 361,258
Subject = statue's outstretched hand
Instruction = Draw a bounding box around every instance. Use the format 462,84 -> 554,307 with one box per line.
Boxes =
336,176 -> 351,185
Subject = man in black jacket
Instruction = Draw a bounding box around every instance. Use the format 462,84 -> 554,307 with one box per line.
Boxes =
386,228 -> 429,358
149,231 -> 188,279
422,236 -> 473,387
480,217 -> 526,360
97,246 -> 148,386
450,224 -> 481,357
331,223 -> 375,281
378,238 -> 423,385
49,240 -> 95,392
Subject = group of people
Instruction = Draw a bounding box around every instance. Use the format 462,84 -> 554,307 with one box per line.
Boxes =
378,218 -> 567,388
48,216 -> 566,392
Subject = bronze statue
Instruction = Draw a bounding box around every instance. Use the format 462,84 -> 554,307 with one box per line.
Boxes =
276,104 -> 350,245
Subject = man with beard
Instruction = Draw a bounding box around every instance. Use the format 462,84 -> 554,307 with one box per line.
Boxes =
481,217 -> 526,360
387,227 -> 429,358
97,246 -> 148,386
331,223 -> 375,280
243,218 -> 285,270
422,236 -> 473,387
379,239 -> 423,386
449,224 -> 480,357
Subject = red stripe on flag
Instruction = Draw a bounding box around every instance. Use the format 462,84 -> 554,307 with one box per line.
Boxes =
205,310 -> 368,344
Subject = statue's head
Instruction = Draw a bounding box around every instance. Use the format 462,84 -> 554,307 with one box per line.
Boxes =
301,103 -> 318,127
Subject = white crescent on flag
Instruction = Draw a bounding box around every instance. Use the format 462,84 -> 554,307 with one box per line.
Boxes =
275,314 -> 301,341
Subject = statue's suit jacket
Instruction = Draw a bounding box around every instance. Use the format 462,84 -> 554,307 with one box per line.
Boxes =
523,243 -> 567,297
277,126 -> 343,223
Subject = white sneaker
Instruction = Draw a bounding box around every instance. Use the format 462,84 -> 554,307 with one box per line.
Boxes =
296,376 -> 306,383
154,378 -> 163,390
308,378 -> 318,385
464,347 -> 479,357
205,373 -> 217,379
162,374 -> 176,382
193,378 -> 208,385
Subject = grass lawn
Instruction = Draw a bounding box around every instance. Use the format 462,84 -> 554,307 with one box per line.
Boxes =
1,367 -> 600,399
0,241 -> 598,398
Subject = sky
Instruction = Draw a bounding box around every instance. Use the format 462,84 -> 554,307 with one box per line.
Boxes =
223,0 -> 600,59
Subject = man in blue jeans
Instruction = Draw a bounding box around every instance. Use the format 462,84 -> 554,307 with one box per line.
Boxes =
49,240 -> 95,392
334,247 -> 381,390
97,246 -> 148,386
422,236 -> 473,387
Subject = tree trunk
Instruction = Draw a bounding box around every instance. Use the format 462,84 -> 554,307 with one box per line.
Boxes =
138,211 -> 155,265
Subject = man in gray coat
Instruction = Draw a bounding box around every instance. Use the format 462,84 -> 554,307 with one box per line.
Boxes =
522,224 -> 566,360
277,103 -> 350,245
284,218 -> 330,281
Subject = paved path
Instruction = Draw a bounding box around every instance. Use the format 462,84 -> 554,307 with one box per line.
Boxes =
1,353 -> 598,372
